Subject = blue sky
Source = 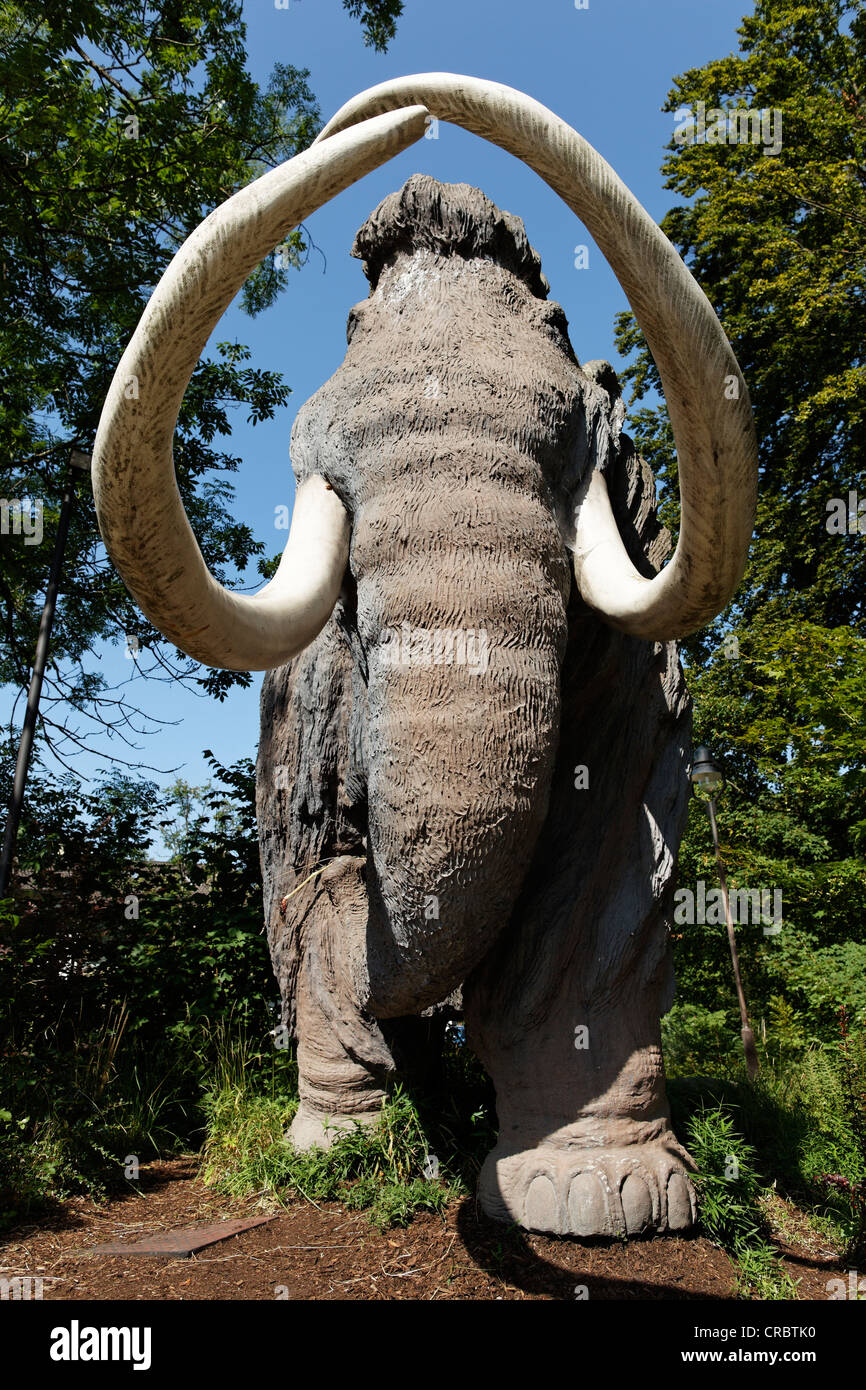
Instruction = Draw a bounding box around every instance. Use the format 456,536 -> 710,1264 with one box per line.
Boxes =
11,0 -> 753,832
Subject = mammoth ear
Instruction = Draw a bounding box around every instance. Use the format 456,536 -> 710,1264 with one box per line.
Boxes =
346,302 -> 366,345
580,361 -> 671,583
555,360 -> 672,605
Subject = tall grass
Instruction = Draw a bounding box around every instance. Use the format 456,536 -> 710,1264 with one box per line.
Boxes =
0,1005 -> 197,1226
685,1104 -> 797,1299
200,1041 -> 461,1229
668,1019 -> 866,1286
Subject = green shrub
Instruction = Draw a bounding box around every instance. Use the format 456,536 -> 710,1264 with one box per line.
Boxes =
662,1002 -> 740,1076
0,754 -> 277,1225
685,1103 -> 796,1299
201,1068 -> 460,1229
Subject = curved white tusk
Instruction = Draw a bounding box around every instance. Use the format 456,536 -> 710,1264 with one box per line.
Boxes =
92,104 -> 430,671
315,74 -> 758,642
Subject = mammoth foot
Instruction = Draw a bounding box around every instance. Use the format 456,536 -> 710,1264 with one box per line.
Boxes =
288,1100 -> 382,1152
478,1137 -> 696,1238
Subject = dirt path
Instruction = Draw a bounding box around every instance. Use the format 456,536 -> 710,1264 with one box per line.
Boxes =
0,1157 -> 844,1301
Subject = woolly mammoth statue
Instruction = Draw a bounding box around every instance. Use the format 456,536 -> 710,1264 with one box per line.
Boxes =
92,75 -> 757,1238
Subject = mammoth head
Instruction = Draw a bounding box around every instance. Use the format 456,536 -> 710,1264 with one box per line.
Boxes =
92,74 -> 757,671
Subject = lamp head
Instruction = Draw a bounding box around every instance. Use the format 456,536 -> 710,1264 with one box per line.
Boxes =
691,745 -> 725,795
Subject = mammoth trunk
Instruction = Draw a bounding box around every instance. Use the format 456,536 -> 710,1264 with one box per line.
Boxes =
356,468 -> 569,1016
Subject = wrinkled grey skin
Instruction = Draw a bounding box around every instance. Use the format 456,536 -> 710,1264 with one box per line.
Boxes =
257,175 -> 695,1238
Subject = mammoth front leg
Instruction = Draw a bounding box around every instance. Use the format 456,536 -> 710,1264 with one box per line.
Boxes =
288,858 -> 463,1147
287,856 -> 396,1149
464,610 -> 696,1237
259,606 -> 468,1148
466,925 -> 696,1238
258,608 -> 397,1148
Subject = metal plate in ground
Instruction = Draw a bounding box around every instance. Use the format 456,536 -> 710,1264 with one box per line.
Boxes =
89,1216 -> 276,1258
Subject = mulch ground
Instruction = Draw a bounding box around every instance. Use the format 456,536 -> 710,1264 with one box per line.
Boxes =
0,1156 -> 845,1301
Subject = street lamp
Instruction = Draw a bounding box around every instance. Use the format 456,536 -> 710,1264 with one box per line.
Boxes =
690,745 -> 760,1080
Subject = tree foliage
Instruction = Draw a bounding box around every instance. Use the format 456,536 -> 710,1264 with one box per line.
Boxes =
0,0 -> 397,765
0,750 -> 272,1213
610,0 -> 866,1062
342,0 -> 404,51
616,0 -> 866,645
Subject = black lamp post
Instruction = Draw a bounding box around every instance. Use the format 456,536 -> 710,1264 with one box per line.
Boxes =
690,744 -> 760,1080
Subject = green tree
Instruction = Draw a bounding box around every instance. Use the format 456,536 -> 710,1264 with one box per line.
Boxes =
0,0 -> 402,765
0,749 -> 272,1213
157,777 -> 212,869
612,0 -> 866,1060
674,617 -> 866,1057
616,0 -> 866,644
